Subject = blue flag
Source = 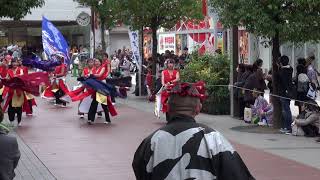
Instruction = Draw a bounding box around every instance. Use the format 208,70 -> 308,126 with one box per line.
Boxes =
42,16 -> 70,64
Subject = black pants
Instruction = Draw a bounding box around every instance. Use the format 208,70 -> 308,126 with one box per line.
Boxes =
239,97 -> 245,119
88,98 -> 111,122
8,101 -> 22,123
111,95 -> 116,103
27,100 -> 33,114
54,89 -> 66,105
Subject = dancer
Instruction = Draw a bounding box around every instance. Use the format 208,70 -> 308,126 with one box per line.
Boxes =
68,58 -> 117,125
0,58 -> 9,102
42,56 -> 70,107
160,59 -> 180,121
78,58 -> 95,118
18,58 -> 36,116
88,58 -> 111,124
4,58 -> 24,126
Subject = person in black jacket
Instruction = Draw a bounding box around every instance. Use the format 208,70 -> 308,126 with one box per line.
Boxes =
0,108 -> 21,180
277,56 -> 294,134
132,82 -> 255,180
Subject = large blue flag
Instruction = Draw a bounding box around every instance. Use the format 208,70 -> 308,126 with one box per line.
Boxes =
42,16 -> 70,64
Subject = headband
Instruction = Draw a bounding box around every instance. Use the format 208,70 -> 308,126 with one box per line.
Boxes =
165,81 -> 207,102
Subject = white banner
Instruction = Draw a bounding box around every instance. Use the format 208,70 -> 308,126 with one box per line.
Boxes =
158,34 -> 176,54
128,30 -> 142,69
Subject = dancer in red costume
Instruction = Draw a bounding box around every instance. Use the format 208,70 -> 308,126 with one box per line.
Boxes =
78,58 -> 95,118
88,58 -> 112,124
0,58 -> 9,102
68,58 -> 117,125
42,56 -> 70,107
18,58 -> 36,116
3,58 -> 24,126
161,59 -> 180,121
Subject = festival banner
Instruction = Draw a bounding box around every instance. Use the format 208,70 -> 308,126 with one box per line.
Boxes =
42,16 -> 70,64
128,30 -> 142,69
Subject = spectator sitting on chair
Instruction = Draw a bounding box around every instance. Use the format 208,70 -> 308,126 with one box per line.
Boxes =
0,108 -> 21,180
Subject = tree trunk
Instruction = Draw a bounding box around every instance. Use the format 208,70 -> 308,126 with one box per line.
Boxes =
100,17 -> 106,53
271,31 -> 282,129
151,25 -> 158,90
135,27 -> 148,96
231,27 -> 239,117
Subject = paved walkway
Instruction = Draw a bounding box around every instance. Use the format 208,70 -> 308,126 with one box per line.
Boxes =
14,133 -> 56,180
8,92 -> 319,180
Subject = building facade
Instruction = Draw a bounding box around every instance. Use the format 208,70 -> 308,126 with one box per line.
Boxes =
0,0 -> 130,57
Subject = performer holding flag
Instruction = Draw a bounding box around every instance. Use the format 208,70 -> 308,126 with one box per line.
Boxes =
40,17 -> 71,106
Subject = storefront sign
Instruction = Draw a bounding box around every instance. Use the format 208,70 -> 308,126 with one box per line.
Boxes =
159,34 -> 176,54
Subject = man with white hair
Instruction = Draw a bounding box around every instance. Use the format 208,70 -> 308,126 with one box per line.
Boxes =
132,82 -> 254,180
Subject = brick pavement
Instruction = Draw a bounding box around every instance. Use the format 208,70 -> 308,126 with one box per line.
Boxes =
14,97 -> 320,180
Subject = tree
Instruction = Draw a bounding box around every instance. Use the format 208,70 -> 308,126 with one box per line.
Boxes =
75,0 -> 123,52
0,0 -> 44,20
210,0 -> 320,128
121,0 -> 203,84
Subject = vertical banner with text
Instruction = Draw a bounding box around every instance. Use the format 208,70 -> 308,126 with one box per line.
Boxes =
128,30 -> 141,69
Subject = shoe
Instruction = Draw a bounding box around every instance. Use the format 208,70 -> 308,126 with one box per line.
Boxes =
112,103 -> 116,106
280,128 -> 290,134
18,122 -> 22,127
87,120 -> 93,125
9,121 -> 14,127
285,132 -> 292,135
258,121 -> 267,126
104,121 -> 110,125
80,114 -> 84,118
26,114 -> 33,116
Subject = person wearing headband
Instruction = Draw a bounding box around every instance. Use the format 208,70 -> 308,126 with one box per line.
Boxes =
133,81 -> 254,180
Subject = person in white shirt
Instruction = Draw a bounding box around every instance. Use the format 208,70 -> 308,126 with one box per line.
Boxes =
111,55 -> 120,74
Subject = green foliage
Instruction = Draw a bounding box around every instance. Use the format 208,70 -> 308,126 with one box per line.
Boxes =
121,0 -> 204,30
181,53 -> 230,114
75,0 -> 123,29
0,0 -> 44,20
210,0 -> 320,44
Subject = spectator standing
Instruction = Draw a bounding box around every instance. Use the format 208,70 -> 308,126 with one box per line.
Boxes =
253,59 -> 267,92
234,64 -> 247,119
111,55 -> 120,75
0,108 -> 21,180
295,61 -> 310,113
243,65 -> 256,107
306,55 -> 319,89
120,56 -> 131,77
277,56 -> 294,134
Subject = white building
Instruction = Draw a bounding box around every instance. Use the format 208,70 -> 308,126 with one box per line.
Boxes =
0,0 -> 130,56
